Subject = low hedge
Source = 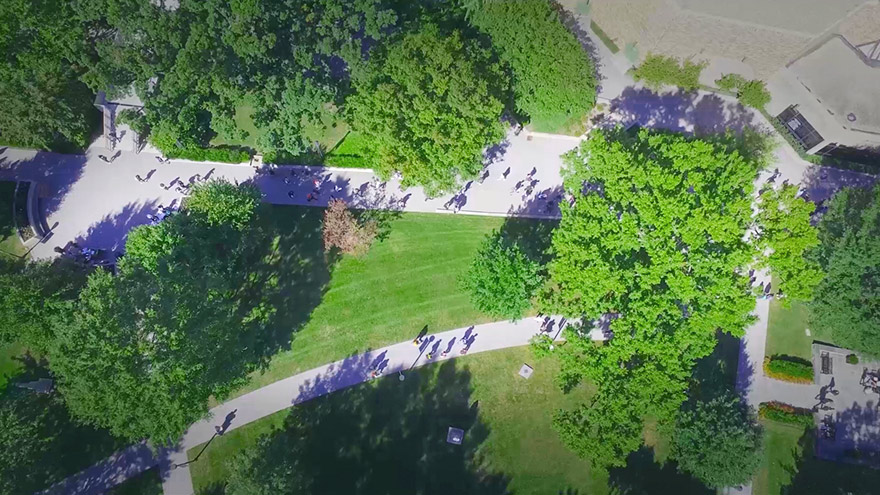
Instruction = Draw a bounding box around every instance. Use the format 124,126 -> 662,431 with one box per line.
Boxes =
764,355 -> 814,383
759,401 -> 814,427
166,146 -> 251,164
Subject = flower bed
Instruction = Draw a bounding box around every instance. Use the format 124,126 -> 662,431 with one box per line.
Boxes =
759,401 -> 814,428
764,355 -> 814,383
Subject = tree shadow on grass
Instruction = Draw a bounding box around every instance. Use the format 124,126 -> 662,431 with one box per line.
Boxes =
608,446 -> 712,495
0,387 -> 127,494
690,330 -> 744,401
781,428 -> 880,495
204,360 -> 509,495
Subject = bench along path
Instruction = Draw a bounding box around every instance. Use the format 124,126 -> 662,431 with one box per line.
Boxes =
41,316 -> 563,495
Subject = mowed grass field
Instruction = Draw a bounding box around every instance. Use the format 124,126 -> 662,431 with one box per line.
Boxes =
234,207 -> 514,396
754,420 -> 805,495
190,347 -> 607,495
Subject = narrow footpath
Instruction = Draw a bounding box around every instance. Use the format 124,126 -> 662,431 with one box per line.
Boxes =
41,316 -> 562,495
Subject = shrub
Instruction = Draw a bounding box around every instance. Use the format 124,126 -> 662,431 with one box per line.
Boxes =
847,353 -> 859,365
714,74 -> 771,110
633,54 -> 705,91
764,356 -> 814,383
715,74 -> 747,92
738,80 -> 771,109
322,199 -> 377,256
166,146 -> 251,163
459,231 -> 543,320
758,401 -> 814,427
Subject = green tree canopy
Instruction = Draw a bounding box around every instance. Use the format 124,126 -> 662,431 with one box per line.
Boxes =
0,257 -> 86,353
348,24 -> 506,196
672,395 -> 763,487
224,360 -> 507,495
0,389 -> 119,495
754,184 -> 823,304
810,185 -> 880,356
77,0 -> 399,156
544,129 -> 762,468
49,180 -> 286,442
0,0 -> 98,150
466,0 -> 597,133
459,230 -> 543,320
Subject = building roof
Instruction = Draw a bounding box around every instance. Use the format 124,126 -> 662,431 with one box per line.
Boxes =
788,36 -> 880,135
675,0 -> 867,36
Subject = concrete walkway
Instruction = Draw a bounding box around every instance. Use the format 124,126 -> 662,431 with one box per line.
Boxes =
0,129 -> 574,261
41,316 -> 563,495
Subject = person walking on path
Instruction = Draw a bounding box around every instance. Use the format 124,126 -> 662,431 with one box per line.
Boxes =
413,325 -> 428,345
98,155 -> 110,163
135,174 -> 146,183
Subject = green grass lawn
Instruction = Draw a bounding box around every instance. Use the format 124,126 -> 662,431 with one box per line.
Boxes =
107,468 -> 163,495
529,112 -> 589,136
190,347 -> 607,495
765,299 -> 835,361
754,420 -> 805,495
324,130 -> 372,168
233,208 -> 524,396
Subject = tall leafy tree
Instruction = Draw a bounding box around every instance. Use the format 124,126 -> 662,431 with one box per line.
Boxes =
672,395 -> 763,488
465,0 -> 597,132
460,230 -> 542,320
348,24 -> 506,196
77,0 -> 399,157
810,185 -> 880,356
0,389 -> 119,495
754,184 -> 823,304
544,129 -> 762,468
0,0 -> 98,150
0,258 -> 85,353
49,180 -> 286,442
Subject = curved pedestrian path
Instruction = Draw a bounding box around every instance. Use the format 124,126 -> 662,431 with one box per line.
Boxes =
41,315 -> 564,495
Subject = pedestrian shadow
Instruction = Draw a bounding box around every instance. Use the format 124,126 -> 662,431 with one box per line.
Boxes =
248,167 -> 403,242
74,199 -> 162,254
197,360 -> 508,494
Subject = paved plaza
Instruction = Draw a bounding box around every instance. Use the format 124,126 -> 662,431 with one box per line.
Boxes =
813,344 -> 880,465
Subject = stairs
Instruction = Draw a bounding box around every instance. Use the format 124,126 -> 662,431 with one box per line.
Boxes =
856,39 -> 880,63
